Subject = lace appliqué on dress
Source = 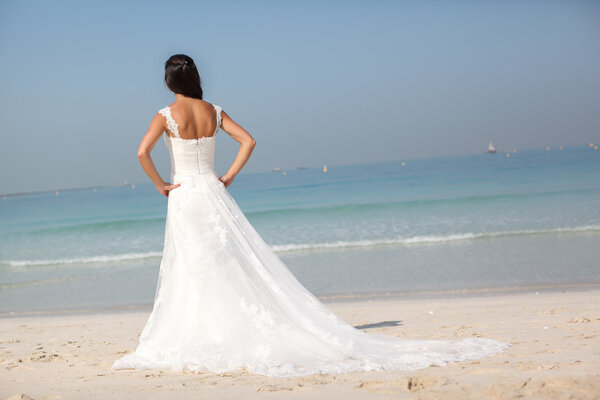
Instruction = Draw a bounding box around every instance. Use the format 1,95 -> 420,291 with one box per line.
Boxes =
239,297 -> 276,334
214,105 -> 223,132
207,202 -> 229,245
158,106 -> 180,138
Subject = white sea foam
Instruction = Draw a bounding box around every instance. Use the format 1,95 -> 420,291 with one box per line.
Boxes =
271,224 -> 600,252
4,224 -> 599,267
4,251 -> 163,267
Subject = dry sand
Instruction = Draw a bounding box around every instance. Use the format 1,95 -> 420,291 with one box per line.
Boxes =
1,286 -> 599,400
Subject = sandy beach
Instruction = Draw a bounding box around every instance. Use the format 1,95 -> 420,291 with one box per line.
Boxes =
0,285 -> 598,400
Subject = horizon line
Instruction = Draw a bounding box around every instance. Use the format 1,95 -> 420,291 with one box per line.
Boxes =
1,142 -> 596,198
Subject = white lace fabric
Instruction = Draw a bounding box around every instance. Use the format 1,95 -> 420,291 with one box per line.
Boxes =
112,103 -> 510,377
158,103 -> 222,140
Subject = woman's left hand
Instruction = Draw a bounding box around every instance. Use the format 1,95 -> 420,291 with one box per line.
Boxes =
156,182 -> 181,197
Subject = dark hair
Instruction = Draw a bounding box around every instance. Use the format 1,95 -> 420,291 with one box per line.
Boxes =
164,54 -> 203,99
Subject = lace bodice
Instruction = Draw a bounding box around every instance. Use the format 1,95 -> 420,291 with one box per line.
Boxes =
158,104 -> 223,179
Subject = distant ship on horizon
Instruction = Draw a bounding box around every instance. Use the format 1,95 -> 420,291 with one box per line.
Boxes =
487,141 -> 496,153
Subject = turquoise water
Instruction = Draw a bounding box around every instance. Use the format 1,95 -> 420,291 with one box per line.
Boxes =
1,145 -> 599,313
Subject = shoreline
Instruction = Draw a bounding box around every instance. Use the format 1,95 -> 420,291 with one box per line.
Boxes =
2,281 -> 599,319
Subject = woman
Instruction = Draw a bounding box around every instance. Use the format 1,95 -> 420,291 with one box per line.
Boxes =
112,54 -> 509,377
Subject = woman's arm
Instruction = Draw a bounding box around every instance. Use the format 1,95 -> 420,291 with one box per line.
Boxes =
137,113 -> 180,197
219,110 -> 256,188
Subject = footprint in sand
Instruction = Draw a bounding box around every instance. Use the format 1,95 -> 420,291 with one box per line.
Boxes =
568,317 -> 591,323
355,376 -> 438,394
256,383 -> 304,392
29,352 -> 65,362
454,325 -> 484,337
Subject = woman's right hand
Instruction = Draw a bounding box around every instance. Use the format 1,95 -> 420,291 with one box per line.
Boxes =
156,182 -> 181,197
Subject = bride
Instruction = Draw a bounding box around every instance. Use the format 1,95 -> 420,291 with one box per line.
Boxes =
112,54 -> 509,377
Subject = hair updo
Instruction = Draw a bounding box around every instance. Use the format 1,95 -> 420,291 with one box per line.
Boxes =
164,54 -> 203,100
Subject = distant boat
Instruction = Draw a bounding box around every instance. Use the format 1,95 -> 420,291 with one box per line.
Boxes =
272,167 -> 281,172
487,142 -> 496,153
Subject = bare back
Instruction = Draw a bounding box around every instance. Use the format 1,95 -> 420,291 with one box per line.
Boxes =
166,99 -> 220,140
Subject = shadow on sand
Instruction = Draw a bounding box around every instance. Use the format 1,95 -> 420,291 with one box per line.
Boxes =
354,320 -> 403,330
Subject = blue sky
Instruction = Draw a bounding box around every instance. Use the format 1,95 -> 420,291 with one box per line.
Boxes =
0,0 -> 599,193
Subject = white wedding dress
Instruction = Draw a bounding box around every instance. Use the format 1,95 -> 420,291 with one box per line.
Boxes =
112,103 -> 510,377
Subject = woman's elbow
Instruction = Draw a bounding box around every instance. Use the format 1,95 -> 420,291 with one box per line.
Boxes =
137,149 -> 149,160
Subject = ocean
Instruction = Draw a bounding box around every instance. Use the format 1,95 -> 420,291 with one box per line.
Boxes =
1,145 -> 599,314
